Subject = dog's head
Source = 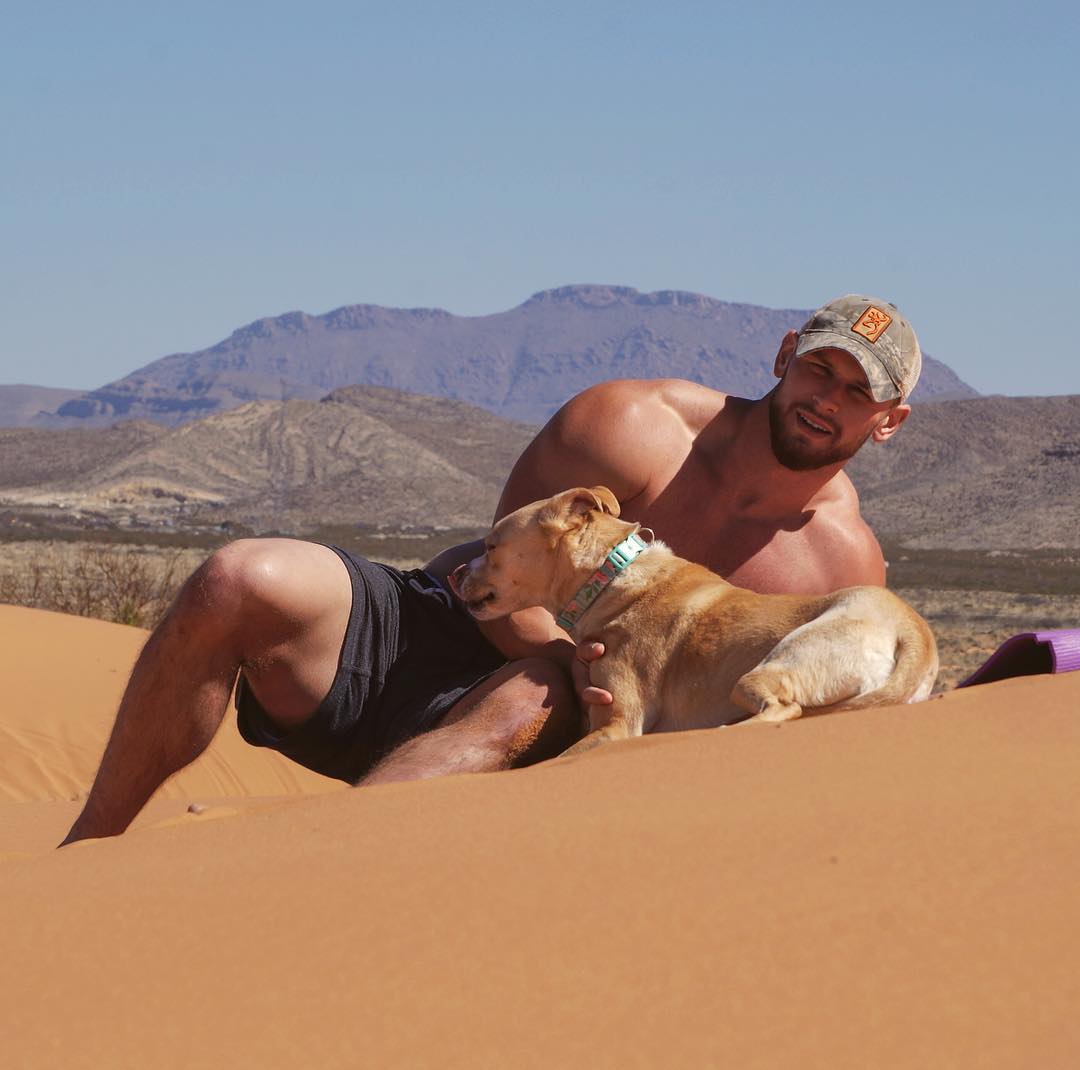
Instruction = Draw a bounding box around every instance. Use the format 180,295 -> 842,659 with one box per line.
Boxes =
448,486 -> 624,620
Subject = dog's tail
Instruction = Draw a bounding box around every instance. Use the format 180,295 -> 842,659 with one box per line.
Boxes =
839,614 -> 939,709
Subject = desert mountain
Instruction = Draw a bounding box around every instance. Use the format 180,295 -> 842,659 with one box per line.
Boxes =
26,286 -> 976,429
1,386 -> 1076,550
0,385 -> 82,428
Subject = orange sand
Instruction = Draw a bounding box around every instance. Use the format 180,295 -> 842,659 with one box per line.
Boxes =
2,604 -> 1078,1067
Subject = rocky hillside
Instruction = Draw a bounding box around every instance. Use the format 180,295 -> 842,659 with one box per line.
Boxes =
0,387 -> 535,531
847,394 -> 1080,549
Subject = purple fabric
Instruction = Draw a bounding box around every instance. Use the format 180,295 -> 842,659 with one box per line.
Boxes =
957,629 -> 1080,688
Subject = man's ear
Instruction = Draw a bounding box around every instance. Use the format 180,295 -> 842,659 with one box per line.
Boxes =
773,330 -> 799,379
871,403 -> 911,443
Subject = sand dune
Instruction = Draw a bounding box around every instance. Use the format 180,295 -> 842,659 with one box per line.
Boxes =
2,605 -> 1079,1067
0,605 -> 341,804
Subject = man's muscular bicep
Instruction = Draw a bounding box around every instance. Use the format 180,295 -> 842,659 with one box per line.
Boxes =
852,535 -> 888,587
822,520 -> 887,589
494,382 -> 656,520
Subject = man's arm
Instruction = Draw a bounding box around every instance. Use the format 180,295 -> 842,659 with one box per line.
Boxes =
491,381 -> 676,662
427,381 -> 666,679
813,488 -> 888,590
493,379 -> 661,520
424,538 -> 578,662
836,521 -> 887,587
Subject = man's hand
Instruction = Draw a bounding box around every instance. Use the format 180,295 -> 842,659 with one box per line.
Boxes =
573,641 -> 613,707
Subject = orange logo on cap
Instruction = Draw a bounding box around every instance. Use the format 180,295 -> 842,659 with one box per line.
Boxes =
852,305 -> 892,344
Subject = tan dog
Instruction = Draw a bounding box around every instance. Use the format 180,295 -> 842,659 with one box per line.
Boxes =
451,487 -> 938,754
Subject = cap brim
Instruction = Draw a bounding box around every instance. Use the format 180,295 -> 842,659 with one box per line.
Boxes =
794,330 -> 901,402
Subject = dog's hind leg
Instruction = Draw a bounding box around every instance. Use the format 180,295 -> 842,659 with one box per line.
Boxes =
730,666 -> 804,723
731,605 -> 899,723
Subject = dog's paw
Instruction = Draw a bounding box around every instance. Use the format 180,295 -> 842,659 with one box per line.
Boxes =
560,724 -> 635,757
559,734 -> 609,758
749,701 -> 803,724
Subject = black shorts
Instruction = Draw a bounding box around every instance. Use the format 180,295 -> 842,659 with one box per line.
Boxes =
235,546 -> 507,783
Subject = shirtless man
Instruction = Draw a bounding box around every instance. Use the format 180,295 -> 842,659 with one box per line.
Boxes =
61,294 -> 921,844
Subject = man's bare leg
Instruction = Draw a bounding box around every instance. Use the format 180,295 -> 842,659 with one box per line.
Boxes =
62,541 -> 582,844
360,657 -> 581,786
60,539 -> 353,845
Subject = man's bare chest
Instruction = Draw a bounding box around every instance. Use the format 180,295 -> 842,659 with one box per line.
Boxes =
624,488 -> 826,596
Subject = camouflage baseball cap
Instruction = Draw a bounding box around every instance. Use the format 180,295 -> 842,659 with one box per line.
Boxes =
794,294 -> 922,402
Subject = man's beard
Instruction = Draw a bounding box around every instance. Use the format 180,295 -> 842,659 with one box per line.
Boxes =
768,392 -> 871,471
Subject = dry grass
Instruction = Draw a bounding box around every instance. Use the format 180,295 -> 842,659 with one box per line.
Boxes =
900,587 -> 1080,691
0,541 -> 205,629
0,539 -> 428,632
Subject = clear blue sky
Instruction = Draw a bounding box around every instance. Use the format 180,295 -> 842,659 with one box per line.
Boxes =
2,1 -> 1078,395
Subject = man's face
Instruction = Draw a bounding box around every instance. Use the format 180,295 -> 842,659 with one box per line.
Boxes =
768,346 -> 905,471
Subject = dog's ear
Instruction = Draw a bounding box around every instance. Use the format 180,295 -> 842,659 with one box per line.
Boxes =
539,487 -> 620,538
589,486 -> 621,517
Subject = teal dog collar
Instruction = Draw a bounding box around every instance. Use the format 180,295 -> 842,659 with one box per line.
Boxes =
555,531 -> 650,632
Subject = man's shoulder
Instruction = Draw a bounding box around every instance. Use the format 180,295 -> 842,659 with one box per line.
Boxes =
498,379 -> 723,516
558,378 -> 728,440
577,376 -> 729,410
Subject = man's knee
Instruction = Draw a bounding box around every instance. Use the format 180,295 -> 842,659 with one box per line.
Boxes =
176,539 -> 275,621
173,539 -> 341,652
